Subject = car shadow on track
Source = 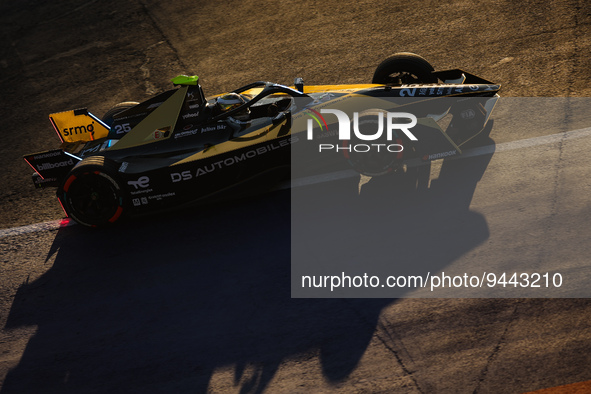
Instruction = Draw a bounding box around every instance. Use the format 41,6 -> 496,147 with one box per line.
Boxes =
292,122 -> 496,298
2,127 -> 495,393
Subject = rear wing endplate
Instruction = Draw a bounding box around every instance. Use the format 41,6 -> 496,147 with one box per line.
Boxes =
49,109 -> 110,143
23,149 -> 80,188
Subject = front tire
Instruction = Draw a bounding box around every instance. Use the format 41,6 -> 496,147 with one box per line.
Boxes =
60,157 -> 126,227
372,53 -> 437,85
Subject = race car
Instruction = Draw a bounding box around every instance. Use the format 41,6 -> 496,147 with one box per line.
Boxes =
24,53 -> 500,227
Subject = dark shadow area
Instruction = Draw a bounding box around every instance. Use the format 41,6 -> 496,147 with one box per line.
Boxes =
292,123 -> 495,298
2,126 -> 495,394
2,191 -> 391,394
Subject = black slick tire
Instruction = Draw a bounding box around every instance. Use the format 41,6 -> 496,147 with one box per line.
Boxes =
59,157 -> 126,227
372,53 -> 437,85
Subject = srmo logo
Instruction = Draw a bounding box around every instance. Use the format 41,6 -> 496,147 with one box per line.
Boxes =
306,109 -> 418,141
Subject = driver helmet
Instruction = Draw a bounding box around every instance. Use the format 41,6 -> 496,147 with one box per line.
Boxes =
216,93 -> 250,121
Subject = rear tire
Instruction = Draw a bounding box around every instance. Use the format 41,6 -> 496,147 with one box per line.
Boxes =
372,53 -> 437,85
101,102 -> 139,127
60,157 -> 126,227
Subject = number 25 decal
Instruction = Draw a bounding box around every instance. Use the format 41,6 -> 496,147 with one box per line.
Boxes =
114,123 -> 132,134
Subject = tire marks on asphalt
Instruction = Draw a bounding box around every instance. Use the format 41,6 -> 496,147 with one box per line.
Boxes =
472,301 -> 522,394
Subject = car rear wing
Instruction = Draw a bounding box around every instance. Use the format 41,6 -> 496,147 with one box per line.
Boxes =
23,108 -> 108,189
23,149 -> 81,188
49,108 -> 110,143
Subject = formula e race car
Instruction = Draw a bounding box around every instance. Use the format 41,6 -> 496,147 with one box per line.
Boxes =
24,53 -> 500,227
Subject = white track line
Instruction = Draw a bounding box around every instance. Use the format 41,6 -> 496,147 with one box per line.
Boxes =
0,219 -> 75,240
2,126 -> 591,240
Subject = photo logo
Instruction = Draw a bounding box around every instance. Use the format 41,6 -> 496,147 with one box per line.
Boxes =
306,109 -> 418,153
306,109 -> 329,135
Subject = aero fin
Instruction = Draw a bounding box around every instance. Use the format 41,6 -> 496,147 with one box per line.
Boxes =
171,75 -> 199,86
109,86 -> 188,150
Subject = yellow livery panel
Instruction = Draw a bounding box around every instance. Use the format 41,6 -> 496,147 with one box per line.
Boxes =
49,109 -> 110,143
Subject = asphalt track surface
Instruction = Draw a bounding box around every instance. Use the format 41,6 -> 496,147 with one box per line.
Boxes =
1,0 -> 591,393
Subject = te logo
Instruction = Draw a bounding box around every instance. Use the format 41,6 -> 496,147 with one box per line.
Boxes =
127,176 -> 150,190
306,109 -> 418,141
